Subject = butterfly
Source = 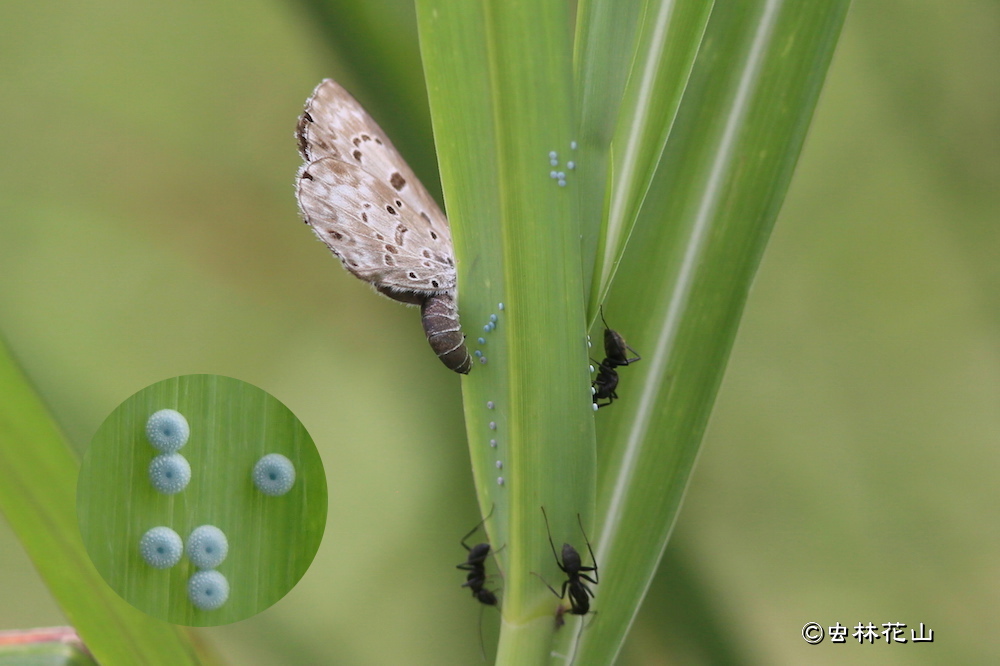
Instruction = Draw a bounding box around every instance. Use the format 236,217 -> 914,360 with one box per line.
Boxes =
295,79 -> 472,374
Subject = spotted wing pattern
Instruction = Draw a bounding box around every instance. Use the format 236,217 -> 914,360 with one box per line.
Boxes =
296,79 -> 455,298
295,79 -> 470,373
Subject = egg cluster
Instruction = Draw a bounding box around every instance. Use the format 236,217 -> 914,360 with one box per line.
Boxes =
547,141 -> 577,188
473,303 -> 503,366
136,409 -> 297,612
474,303 -> 508,487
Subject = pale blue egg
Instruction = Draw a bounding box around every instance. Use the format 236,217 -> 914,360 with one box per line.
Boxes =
186,525 -> 228,569
148,453 -> 190,494
252,453 -> 295,496
188,570 -> 229,611
145,409 -> 190,452
139,526 -> 183,569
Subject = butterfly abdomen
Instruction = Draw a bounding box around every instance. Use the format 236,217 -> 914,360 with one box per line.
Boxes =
421,293 -> 472,374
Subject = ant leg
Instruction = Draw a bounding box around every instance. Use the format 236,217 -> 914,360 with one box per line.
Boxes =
485,543 -> 506,586
540,507 -> 564,570
622,344 -> 641,365
576,514 -> 599,584
570,610 -> 599,661
476,604 -> 487,661
531,570 -> 564,599
460,503 -> 496,551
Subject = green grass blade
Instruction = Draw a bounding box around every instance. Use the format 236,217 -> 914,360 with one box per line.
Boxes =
416,2 -> 596,663
573,0 -> 644,287
0,342 -> 205,665
416,0 -> 513,565
588,0 -> 714,316
568,3 -> 851,663
573,0 -> 644,142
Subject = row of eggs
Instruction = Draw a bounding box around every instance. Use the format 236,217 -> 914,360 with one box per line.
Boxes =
145,409 -> 296,496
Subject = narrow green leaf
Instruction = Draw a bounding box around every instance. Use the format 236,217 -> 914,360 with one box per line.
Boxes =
567,3 -> 851,664
0,342 -> 205,665
588,0 -> 714,315
573,0 -> 644,286
417,1 -> 596,662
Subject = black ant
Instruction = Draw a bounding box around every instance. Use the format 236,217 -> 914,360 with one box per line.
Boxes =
600,307 -> 641,368
457,506 -> 499,607
591,358 -> 619,408
537,507 -> 599,617
591,308 -> 640,408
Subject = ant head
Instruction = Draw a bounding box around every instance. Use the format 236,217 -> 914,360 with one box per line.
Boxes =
604,327 -> 628,359
561,543 -> 582,571
468,542 -> 491,562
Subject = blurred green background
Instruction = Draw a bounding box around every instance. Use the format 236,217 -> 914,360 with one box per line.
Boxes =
1,1 -> 996,664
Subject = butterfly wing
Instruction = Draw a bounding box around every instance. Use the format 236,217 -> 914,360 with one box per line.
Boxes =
295,79 -> 455,299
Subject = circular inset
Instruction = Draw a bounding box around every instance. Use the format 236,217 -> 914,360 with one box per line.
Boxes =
78,374 -> 327,626
188,570 -> 230,611
139,527 -> 183,569
148,453 -> 191,494
145,409 -> 190,452
186,525 -> 228,570
252,454 -> 296,496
